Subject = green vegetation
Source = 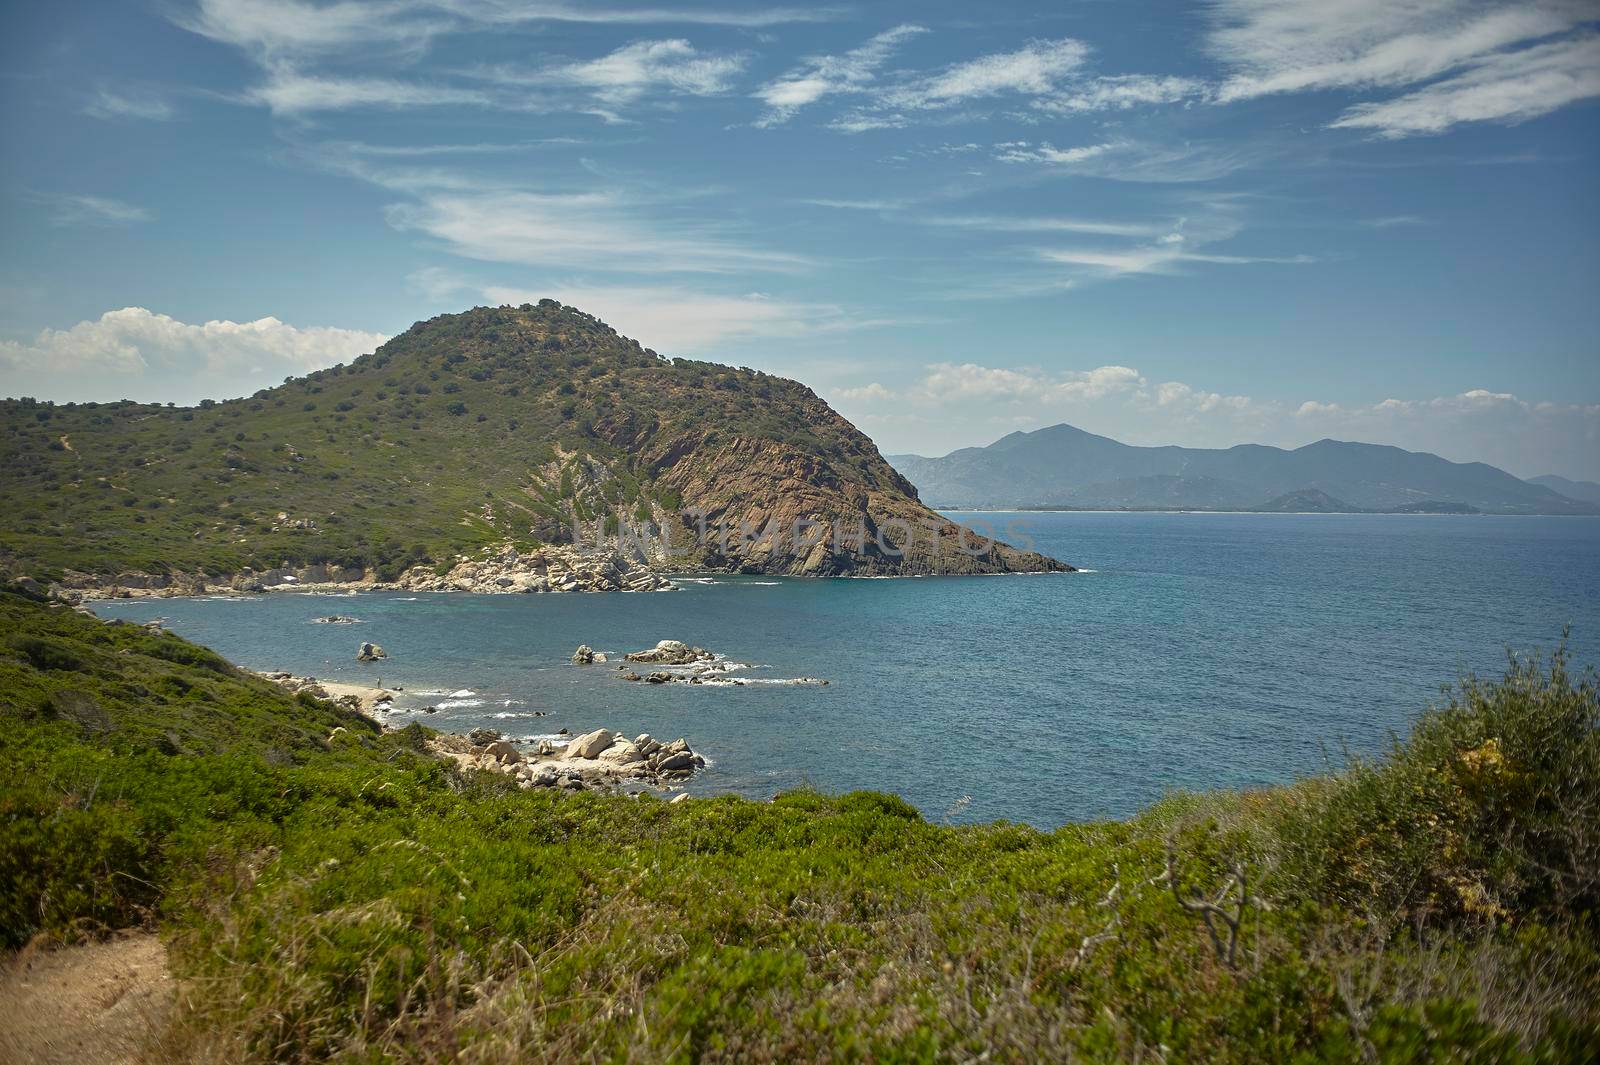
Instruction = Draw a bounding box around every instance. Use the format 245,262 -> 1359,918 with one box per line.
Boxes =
2,588 -> 1596,1061
0,303 -> 911,581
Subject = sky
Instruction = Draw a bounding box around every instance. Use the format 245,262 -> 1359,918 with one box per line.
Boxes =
0,0 -> 1597,480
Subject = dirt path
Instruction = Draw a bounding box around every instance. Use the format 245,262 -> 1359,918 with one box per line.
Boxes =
0,933 -> 172,1065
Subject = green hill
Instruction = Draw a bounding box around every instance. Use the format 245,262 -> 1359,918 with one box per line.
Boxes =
0,302 -> 1065,584
2,587 -> 1595,1060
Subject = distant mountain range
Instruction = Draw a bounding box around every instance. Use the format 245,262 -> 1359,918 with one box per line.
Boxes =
1528,474 -> 1600,506
889,424 -> 1600,515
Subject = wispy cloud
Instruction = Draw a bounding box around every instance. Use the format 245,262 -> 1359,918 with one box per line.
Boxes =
83,88 -> 175,121
919,214 -> 1165,238
386,187 -> 809,275
485,38 -> 746,106
181,0 -> 830,60
884,37 -> 1090,109
1032,74 -> 1209,115
754,24 -> 926,126
1330,33 -> 1600,138
242,65 -> 498,114
37,194 -> 154,226
1207,0 -> 1600,137
1361,215 -> 1428,228
991,140 -> 1260,183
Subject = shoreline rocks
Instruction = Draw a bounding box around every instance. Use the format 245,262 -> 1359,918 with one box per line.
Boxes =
429,727 -> 706,792
357,642 -> 387,661
43,543 -> 675,603
570,645 -> 608,664
257,671 -> 394,714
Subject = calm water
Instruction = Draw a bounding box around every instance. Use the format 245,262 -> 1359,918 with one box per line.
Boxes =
93,513 -> 1600,827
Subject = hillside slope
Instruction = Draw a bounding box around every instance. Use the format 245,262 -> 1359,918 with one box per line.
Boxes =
0,303 -> 1065,581
892,423 -> 1598,513
3,588 -> 1595,1060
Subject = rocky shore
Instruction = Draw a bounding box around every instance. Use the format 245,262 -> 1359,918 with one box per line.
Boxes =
44,543 -> 674,602
256,671 -> 399,715
429,727 -> 706,792
257,669 -> 706,793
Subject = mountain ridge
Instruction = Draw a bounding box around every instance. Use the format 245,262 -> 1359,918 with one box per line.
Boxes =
890,423 -> 1598,514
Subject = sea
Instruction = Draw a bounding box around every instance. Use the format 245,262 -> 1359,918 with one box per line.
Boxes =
91,512 -> 1600,828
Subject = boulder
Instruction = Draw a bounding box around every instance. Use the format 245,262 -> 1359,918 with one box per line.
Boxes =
564,728 -> 614,759
597,742 -> 644,765
656,750 -> 695,772
571,644 -> 596,664
468,727 -> 502,746
484,740 -> 522,765
357,642 -> 387,661
645,672 -> 672,684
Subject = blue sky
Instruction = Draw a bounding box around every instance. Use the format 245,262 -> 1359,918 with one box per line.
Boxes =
1,0 -> 1597,478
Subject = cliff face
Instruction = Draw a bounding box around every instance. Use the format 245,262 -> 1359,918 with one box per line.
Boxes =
644,431 -> 1062,575
1,302 -> 1069,580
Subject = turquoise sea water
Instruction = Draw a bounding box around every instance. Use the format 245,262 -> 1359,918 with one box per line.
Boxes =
92,512 -> 1600,827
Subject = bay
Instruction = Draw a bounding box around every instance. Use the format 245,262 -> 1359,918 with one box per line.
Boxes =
92,512 -> 1600,826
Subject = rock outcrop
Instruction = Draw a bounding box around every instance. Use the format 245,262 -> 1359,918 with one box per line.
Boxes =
624,639 -> 715,665
356,642 -> 387,661
394,544 -> 673,595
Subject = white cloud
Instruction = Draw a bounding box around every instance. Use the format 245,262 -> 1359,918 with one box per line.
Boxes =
754,24 -> 926,126
480,284 -> 880,352
242,65 -> 496,114
83,89 -> 174,121
887,38 -> 1089,108
993,141 -> 1115,166
1033,75 -> 1209,114
387,188 -> 808,275
514,38 -> 745,106
1207,0 -> 1600,137
991,139 -> 1263,183
1330,33 -> 1600,137
182,0 -> 826,59
0,308 -> 388,403
38,194 -> 154,226
920,214 -> 1164,238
